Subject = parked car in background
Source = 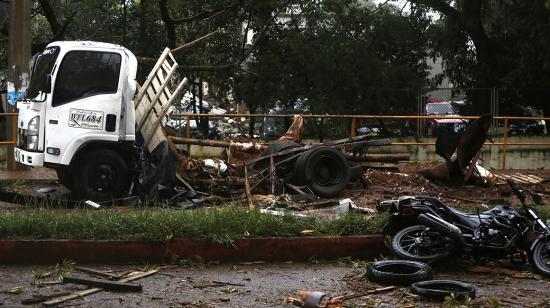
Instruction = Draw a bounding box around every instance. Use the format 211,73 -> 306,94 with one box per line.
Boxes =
424,101 -> 467,136
509,106 -> 547,135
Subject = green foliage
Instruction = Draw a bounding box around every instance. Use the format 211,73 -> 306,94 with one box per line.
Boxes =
234,0 -> 432,115
0,206 -> 385,241
420,0 -> 550,115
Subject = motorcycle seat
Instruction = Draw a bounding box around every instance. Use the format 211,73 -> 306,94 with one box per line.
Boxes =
447,207 -> 493,228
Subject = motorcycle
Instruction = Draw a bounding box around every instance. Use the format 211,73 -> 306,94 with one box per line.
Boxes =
381,180 -> 550,277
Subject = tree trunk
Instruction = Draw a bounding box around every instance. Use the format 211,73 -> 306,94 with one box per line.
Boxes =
158,0 -> 176,48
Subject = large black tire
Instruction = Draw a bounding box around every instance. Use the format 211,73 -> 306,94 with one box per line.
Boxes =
73,149 -> 130,202
292,146 -> 350,198
367,260 -> 433,285
391,225 -> 452,262
264,140 -> 301,155
55,167 -> 75,192
410,280 -> 476,300
531,238 -> 550,277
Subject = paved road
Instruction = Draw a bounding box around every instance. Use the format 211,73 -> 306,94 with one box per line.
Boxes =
1,261 -> 549,307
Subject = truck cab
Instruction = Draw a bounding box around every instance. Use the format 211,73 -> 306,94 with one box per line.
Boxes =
15,41 -> 138,200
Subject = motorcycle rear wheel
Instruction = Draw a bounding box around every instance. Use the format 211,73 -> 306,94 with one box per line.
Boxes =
531,238 -> 550,277
391,225 -> 452,262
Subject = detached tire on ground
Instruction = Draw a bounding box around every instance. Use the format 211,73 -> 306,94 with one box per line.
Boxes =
367,260 -> 433,285
73,149 -> 130,202
410,280 -> 476,300
292,146 -> 350,198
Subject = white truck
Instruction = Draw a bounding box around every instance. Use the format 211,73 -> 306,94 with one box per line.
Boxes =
14,41 -> 187,201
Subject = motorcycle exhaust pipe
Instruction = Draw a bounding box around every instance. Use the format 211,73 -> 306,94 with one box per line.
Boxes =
418,213 -> 465,245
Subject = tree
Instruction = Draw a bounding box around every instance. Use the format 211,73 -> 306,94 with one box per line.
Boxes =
233,0 -> 432,117
414,0 -> 550,116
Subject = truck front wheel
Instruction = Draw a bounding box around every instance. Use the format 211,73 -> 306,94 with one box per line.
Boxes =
74,149 -> 130,202
56,167 -> 75,192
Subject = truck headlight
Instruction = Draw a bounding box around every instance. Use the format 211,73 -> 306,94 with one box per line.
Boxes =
26,135 -> 39,151
28,116 -> 40,136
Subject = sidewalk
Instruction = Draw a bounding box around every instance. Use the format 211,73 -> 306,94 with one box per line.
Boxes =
0,168 -> 57,180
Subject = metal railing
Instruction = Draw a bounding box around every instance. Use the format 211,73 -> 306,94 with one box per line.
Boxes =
1,113 -> 549,170
172,113 -> 550,169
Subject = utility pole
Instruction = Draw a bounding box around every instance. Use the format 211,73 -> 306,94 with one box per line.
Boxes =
7,0 -> 31,169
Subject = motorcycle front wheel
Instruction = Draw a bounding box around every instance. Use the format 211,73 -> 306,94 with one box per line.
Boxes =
531,238 -> 550,277
391,225 -> 452,262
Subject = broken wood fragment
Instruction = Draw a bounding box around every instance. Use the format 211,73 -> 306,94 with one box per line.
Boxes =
21,292 -> 71,305
243,163 -> 254,209
62,276 -> 143,292
286,183 -> 307,195
74,266 -> 120,280
43,269 -> 158,306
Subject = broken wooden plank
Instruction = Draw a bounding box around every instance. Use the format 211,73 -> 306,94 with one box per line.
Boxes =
62,276 -> 143,292
43,269 -> 158,306
21,291 -> 71,305
286,183 -> 307,195
514,173 -> 540,184
508,174 -> 529,184
74,266 -> 120,280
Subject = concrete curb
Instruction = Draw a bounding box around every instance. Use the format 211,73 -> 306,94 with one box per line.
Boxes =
0,235 -> 386,264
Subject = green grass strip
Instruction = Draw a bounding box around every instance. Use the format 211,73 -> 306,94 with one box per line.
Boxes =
0,206 -> 388,243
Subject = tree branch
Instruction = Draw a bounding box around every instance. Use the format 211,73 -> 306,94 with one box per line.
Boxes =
158,0 -> 176,48
160,0 -> 236,24
38,0 -> 62,35
410,0 -> 459,19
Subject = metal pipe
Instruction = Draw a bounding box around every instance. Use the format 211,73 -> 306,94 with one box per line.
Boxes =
502,118 -> 509,169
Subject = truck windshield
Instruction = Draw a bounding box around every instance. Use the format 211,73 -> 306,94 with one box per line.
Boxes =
27,46 -> 60,99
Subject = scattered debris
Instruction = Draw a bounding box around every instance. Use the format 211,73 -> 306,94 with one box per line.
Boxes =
62,276 -> 143,292
43,268 -> 159,306
287,286 -> 396,307
492,172 -> 544,185
73,266 -> 122,280
21,291 -> 71,305
84,200 -> 101,209
2,287 -> 23,295
467,266 -> 533,279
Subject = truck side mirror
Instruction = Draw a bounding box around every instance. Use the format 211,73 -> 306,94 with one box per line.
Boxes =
41,74 -> 52,94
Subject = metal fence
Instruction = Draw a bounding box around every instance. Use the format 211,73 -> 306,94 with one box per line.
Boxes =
2,112 -> 549,170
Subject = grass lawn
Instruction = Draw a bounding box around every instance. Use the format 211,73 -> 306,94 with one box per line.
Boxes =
0,206 -> 388,243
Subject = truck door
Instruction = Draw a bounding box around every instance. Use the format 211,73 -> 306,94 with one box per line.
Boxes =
44,50 -> 124,165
